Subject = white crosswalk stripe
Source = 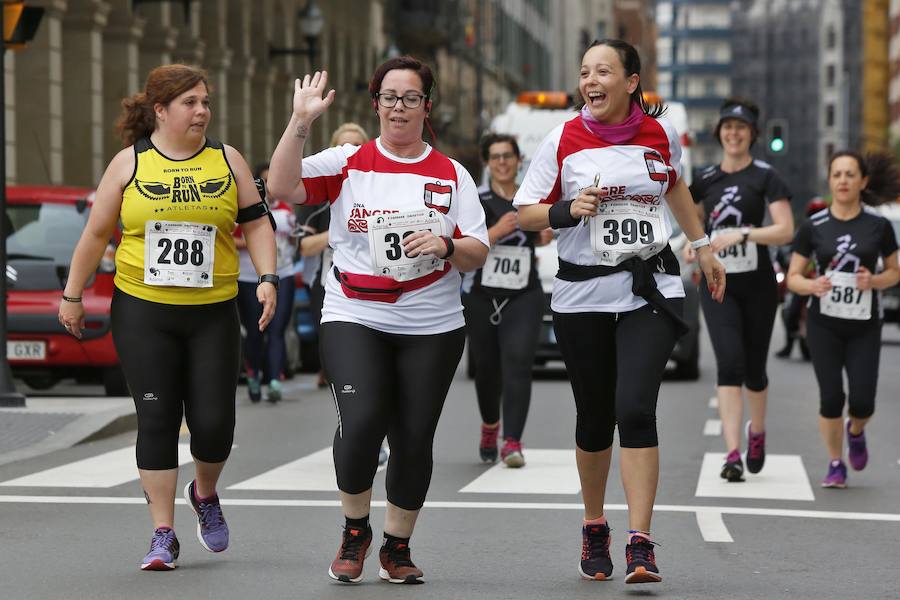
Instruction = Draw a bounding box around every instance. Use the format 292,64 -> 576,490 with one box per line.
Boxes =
694,452 -> 815,501
459,449 -> 580,494
227,447 -> 385,491
0,444 -> 193,488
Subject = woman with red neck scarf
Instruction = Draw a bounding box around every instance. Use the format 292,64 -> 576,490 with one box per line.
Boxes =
516,39 -> 725,585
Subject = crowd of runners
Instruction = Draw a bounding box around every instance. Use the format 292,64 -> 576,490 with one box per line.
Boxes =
56,37 -> 899,586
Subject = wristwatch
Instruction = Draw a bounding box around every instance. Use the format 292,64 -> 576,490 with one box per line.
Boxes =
740,226 -> 751,244
258,273 -> 280,289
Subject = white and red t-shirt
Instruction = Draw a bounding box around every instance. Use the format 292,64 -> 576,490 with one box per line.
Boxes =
514,113 -> 685,313
236,199 -> 297,282
301,138 -> 489,334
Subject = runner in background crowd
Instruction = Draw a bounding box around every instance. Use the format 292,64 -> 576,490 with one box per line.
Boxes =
234,163 -> 297,403
463,132 -> 552,468
687,98 -> 794,483
58,64 -> 276,570
267,58 -> 488,584
787,150 -> 900,488
516,39 -> 725,584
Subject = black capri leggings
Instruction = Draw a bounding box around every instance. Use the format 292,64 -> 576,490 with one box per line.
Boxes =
111,288 -> 241,470
320,321 -> 465,511
700,273 -> 778,391
553,298 -> 683,451
463,287 -> 544,440
806,314 -> 881,419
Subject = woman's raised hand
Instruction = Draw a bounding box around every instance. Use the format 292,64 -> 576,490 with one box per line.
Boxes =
293,71 -> 335,123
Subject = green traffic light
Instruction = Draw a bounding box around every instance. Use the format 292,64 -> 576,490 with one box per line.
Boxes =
769,138 -> 785,153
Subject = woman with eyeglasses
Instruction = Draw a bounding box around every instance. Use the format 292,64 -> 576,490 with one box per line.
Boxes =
462,132 -> 551,468
268,57 -> 488,585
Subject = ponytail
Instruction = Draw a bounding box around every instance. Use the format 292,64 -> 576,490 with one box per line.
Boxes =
115,92 -> 156,147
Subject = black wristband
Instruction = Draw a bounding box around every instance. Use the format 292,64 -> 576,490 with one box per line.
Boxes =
440,236 -> 455,259
61,294 -> 82,303
548,199 -> 580,229
258,273 -> 280,289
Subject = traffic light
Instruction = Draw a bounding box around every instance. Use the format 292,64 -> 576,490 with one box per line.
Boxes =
3,2 -> 44,49
766,118 -> 788,155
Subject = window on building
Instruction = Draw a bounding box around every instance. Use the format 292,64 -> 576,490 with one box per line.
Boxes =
705,78 -> 718,96
826,25 -> 836,49
826,64 -> 835,87
825,104 -> 835,127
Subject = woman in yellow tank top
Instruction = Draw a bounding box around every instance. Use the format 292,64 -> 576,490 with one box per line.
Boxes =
58,64 -> 277,571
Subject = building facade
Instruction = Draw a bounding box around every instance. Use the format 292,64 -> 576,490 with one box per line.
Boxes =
655,0 -> 733,169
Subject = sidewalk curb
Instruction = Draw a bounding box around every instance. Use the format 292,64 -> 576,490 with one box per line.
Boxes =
0,404 -> 137,468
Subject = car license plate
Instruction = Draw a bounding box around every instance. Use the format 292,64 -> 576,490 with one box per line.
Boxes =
7,341 -> 46,361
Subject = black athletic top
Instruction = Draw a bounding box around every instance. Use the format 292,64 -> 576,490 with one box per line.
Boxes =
296,202 -> 331,291
691,160 -> 792,278
792,208 -> 899,321
466,185 -> 540,296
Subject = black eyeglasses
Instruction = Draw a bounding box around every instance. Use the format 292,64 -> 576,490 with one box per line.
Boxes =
375,93 -> 427,109
489,152 -> 517,162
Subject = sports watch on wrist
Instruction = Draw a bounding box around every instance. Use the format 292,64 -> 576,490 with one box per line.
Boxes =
258,273 -> 280,289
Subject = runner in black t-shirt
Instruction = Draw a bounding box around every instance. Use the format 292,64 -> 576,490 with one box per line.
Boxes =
688,98 -> 794,482
463,133 -> 552,467
787,150 -> 900,489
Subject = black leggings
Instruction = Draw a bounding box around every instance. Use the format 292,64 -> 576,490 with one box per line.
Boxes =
806,314 -> 881,419
553,299 -> 683,451
700,273 -> 778,391
463,287 -> 544,440
236,277 -> 296,380
319,321 -> 465,510
111,288 -> 241,470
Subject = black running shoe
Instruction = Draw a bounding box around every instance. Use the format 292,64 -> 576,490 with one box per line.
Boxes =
720,449 -> 745,482
579,522 -> 613,580
625,536 -> 661,584
745,422 -> 766,474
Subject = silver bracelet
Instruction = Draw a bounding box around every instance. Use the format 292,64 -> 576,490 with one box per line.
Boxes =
689,235 -> 711,250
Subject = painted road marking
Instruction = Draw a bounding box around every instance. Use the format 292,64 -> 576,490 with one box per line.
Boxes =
460,449 -> 580,494
695,452 -> 814,501
0,445 -> 192,488
695,509 -> 734,542
0,495 -> 898,526
703,419 -> 722,436
708,396 -> 718,409
228,447 -> 384,491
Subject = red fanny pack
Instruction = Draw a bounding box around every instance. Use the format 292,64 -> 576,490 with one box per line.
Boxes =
333,264 -> 451,303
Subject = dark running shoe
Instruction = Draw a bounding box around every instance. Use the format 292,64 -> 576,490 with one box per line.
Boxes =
328,525 -> 373,583
720,449 -> 745,482
140,527 -> 180,571
479,423 -> 499,464
247,374 -> 261,403
745,422 -> 766,474
379,539 -> 424,584
821,459 -> 848,488
625,535 -> 661,584
183,480 -> 229,552
578,522 -> 613,580
846,420 -> 868,471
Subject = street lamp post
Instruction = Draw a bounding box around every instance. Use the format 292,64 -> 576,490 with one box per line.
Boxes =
268,0 -> 324,68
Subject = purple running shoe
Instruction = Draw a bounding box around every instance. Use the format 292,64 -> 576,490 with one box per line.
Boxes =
745,422 -> 766,474
821,459 -> 847,489
846,420 -> 868,471
184,480 -> 229,552
141,527 -> 179,571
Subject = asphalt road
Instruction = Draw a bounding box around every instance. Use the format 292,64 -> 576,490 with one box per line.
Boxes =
2,320 -> 900,599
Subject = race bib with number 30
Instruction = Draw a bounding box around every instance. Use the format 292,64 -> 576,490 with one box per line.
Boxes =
367,209 -> 445,282
481,245 -> 531,290
820,271 -> 872,320
144,221 -> 215,288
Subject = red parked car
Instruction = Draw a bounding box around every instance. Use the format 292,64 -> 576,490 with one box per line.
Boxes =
5,185 -> 127,395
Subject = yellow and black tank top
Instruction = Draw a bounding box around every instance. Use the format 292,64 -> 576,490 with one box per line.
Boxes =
115,137 -> 240,304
